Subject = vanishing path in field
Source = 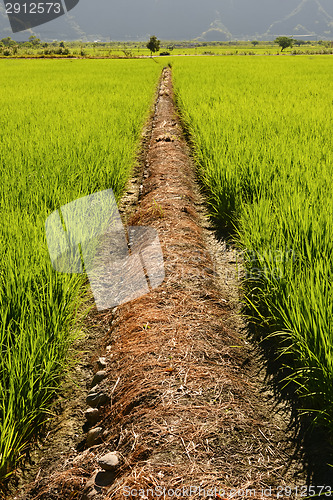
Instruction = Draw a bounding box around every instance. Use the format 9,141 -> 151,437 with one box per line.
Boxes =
25,68 -> 306,499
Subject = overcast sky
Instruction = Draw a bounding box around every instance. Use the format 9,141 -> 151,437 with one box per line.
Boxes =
1,0 -> 333,41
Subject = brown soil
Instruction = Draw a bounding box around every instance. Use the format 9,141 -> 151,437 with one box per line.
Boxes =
10,68 -> 308,500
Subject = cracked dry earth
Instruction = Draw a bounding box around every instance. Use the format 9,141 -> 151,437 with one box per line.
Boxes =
16,68 -> 308,500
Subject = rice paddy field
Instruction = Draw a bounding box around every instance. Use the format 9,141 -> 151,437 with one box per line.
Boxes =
173,55 -> 333,434
2,52 -> 333,487
0,58 -> 160,481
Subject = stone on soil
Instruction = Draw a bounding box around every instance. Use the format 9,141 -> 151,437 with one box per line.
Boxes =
86,392 -> 110,408
91,370 -> 107,387
86,427 -> 103,447
88,385 -> 99,395
98,452 -> 119,471
85,407 -> 100,425
98,357 -> 107,369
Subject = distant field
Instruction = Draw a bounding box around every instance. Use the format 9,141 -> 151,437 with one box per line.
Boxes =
0,59 -> 160,481
1,41 -> 332,58
75,43 -> 326,57
173,56 -> 333,432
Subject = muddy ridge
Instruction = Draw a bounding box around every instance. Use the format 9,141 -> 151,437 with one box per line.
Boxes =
14,68 -> 307,500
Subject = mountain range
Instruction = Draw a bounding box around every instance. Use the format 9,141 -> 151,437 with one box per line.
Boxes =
0,0 -> 332,41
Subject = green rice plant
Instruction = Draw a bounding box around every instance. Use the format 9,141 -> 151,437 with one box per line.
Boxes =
173,55 -> 333,434
0,59 -> 161,483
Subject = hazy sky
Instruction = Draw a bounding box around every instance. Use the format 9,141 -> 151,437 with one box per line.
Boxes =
1,0 -> 333,40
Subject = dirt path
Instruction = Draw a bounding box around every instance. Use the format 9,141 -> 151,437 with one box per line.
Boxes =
17,68 -> 308,500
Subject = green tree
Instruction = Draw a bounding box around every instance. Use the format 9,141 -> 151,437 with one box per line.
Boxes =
29,35 -> 41,47
251,40 -> 259,46
274,36 -> 293,52
294,39 -> 306,47
1,37 -> 14,46
146,35 -> 160,56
